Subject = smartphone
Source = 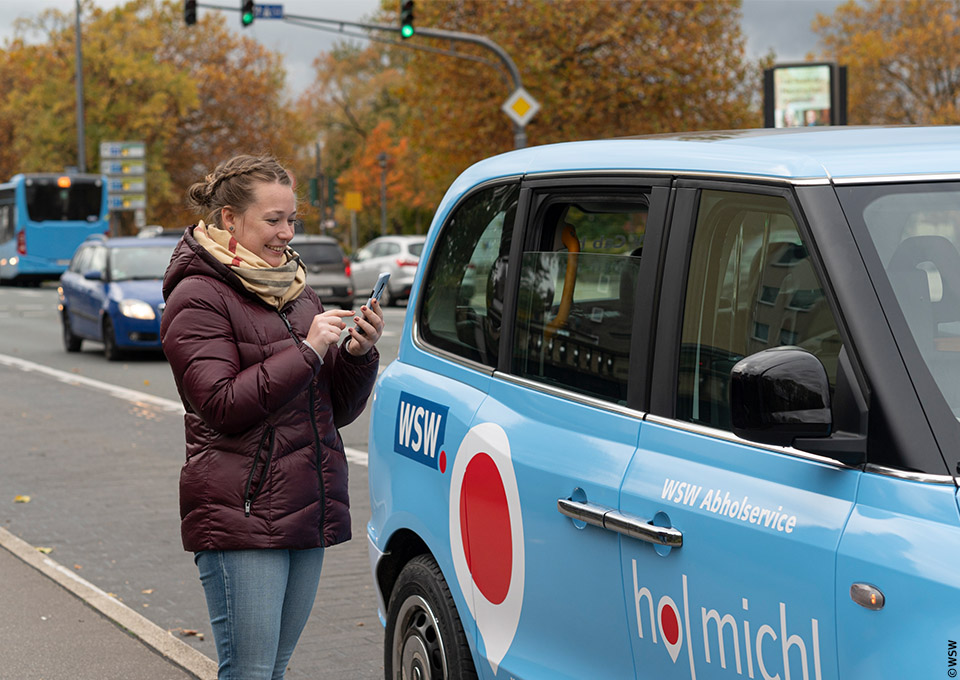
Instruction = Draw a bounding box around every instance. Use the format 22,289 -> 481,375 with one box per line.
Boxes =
357,271 -> 390,336
369,271 -> 391,304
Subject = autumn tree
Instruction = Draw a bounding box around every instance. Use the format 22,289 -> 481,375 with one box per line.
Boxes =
813,0 -> 960,125
376,0 -> 759,207
0,0 -> 311,229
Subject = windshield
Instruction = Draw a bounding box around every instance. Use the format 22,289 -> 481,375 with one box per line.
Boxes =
837,181 -> 960,421
109,244 -> 175,281
25,177 -> 103,222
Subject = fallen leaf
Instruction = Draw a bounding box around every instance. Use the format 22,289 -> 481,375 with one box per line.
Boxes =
143,379 -> 150,386
35,547 -> 53,554
170,628 -> 205,641
142,603 -> 150,608
14,495 -> 31,503
356,622 -> 365,627
141,588 -> 154,594
73,564 -> 82,570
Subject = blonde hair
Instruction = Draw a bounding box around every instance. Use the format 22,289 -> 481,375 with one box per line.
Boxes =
186,155 -> 292,229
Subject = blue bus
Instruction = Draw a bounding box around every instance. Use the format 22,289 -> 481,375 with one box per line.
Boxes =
0,173 -> 110,283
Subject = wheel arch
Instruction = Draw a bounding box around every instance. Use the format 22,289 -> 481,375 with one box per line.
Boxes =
376,528 -> 430,609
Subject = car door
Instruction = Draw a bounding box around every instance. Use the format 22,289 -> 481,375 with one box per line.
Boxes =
620,183 -> 861,680
467,179 -> 669,679
350,241 -> 378,292
72,243 -> 108,338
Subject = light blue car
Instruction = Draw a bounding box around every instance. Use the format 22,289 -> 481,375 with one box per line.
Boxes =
367,127 -> 960,680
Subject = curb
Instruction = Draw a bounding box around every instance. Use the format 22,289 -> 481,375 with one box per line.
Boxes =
0,526 -> 217,680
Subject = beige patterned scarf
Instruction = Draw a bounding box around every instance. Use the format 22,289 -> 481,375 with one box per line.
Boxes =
194,221 -> 305,309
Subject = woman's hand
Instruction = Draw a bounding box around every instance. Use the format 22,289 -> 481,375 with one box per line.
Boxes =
346,298 -> 385,356
305,309 -> 354,358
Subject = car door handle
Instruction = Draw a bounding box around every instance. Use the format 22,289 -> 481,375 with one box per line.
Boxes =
557,498 -> 683,548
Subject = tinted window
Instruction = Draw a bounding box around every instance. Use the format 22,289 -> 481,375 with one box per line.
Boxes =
677,190 -> 841,430
25,178 -> 103,222
512,196 -> 648,404
0,188 -> 14,243
295,242 -> 343,265
419,183 -> 519,367
408,243 -> 424,257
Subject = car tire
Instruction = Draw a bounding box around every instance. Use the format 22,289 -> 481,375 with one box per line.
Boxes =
381,285 -> 395,308
62,311 -> 82,352
102,318 -> 122,361
384,554 -> 477,680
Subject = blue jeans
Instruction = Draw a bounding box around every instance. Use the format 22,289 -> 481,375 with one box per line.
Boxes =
195,548 -> 325,680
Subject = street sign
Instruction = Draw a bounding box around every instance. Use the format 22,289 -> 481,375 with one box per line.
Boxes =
99,141 -> 145,159
108,194 -> 147,210
101,140 -> 147,225
344,191 -> 362,212
501,87 -> 541,127
255,4 -> 284,18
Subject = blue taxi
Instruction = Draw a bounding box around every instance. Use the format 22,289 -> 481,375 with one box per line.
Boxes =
367,127 -> 960,680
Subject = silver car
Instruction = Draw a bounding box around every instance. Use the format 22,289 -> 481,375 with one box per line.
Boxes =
350,235 -> 425,306
289,235 -> 354,309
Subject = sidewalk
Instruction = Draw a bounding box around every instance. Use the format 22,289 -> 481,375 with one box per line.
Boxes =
0,527 -> 217,680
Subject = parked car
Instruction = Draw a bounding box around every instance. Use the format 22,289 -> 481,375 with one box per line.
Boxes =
58,234 -> 179,360
290,234 -> 354,308
367,127 -> 960,680
351,234 -> 425,306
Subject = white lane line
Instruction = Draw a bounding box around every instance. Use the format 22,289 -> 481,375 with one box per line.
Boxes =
0,352 -> 369,466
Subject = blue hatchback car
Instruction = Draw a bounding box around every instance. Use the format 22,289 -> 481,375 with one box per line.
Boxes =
58,233 -> 179,360
367,127 -> 960,680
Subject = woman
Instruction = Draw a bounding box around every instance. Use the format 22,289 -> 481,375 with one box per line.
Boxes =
160,154 -> 382,679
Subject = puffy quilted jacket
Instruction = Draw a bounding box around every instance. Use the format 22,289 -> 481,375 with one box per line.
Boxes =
160,226 -> 378,552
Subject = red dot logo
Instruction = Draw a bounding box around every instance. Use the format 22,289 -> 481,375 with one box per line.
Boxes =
439,450 -> 447,473
459,452 -> 512,605
449,422 -> 525,675
660,602 -> 680,646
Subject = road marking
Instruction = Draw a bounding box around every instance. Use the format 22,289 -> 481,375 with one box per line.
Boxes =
0,352 -> 370,466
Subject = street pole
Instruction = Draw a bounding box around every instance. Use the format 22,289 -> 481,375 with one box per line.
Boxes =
378,152 -> 387,236
315,142 -> 325,235
74,0 -> 87,172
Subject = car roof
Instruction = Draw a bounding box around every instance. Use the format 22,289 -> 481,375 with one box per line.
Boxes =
450,126 -> 960,190
101,236 -> 180,248
290,234 -> 340,244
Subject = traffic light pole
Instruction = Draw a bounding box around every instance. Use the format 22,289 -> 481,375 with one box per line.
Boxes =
188,5 -> 531,147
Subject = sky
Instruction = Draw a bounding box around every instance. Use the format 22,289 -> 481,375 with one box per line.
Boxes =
1,0 -> 845,95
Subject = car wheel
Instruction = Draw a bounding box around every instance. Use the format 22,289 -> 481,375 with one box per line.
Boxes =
381,285 -> 395,308
102,318 -> 122,361
384,554 -> 477,680
62,311 -> 82,352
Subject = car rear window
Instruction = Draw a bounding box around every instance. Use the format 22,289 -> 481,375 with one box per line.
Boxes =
409,243 -> 424,257
295,242 -> 343,264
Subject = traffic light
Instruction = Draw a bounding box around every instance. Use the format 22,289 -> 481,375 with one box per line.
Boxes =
184,0 -> 197,26
399,0 -> 414,39
241,0 -> 255,27
327,176 -> 338,209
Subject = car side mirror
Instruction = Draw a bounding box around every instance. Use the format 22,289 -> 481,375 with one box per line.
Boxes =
83,269 -> 103,281
730,347 -> 832,447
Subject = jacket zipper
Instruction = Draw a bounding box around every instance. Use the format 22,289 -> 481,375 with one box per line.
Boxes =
278,309 -> 327,546
243,425 -> 275,517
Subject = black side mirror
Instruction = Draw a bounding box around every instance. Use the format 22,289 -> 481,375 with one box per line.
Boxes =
83,269 -> 103,281
730,346 -> 832,446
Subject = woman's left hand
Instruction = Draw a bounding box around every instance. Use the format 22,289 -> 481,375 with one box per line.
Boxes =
346,298 -> 385,356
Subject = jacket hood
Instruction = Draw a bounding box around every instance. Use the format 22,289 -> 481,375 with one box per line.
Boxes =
163,225 -> 249,302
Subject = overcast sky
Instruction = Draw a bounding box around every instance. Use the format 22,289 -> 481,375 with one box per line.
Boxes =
1,0 -> 844,94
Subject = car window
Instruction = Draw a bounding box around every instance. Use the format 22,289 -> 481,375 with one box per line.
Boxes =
408,242 -> 424,258
70,245 -> 91,273
295,242 -> 343,265
383,243 -> 401,257
511,195 -> 648,404
418,183 -> 519,367
87,245 -> 107,275
677,190 -> 842,430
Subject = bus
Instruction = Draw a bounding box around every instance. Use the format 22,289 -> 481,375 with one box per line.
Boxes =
0,172 -> 110,283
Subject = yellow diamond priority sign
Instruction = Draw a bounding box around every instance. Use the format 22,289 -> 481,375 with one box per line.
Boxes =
501,87 -> 541,127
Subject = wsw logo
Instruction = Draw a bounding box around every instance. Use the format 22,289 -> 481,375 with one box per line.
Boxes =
632,561 -> 824,680
394,392 -> 449,472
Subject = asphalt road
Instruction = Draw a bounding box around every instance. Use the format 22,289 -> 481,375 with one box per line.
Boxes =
0,284 -> 408,679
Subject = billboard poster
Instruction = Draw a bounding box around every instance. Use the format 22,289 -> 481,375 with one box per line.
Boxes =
763,62 -> 847,128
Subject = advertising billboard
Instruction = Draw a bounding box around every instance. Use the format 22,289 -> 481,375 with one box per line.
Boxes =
763,62 -> 847,128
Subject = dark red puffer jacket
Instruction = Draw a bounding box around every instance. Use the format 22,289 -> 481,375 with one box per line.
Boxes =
160,226 -> 378,552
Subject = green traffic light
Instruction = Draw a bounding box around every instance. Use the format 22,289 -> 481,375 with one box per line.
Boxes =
400,24 -> 414,38
242,12 -> 254,25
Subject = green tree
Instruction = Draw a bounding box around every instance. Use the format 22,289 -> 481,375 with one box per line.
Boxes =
814,0 -> 960,124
